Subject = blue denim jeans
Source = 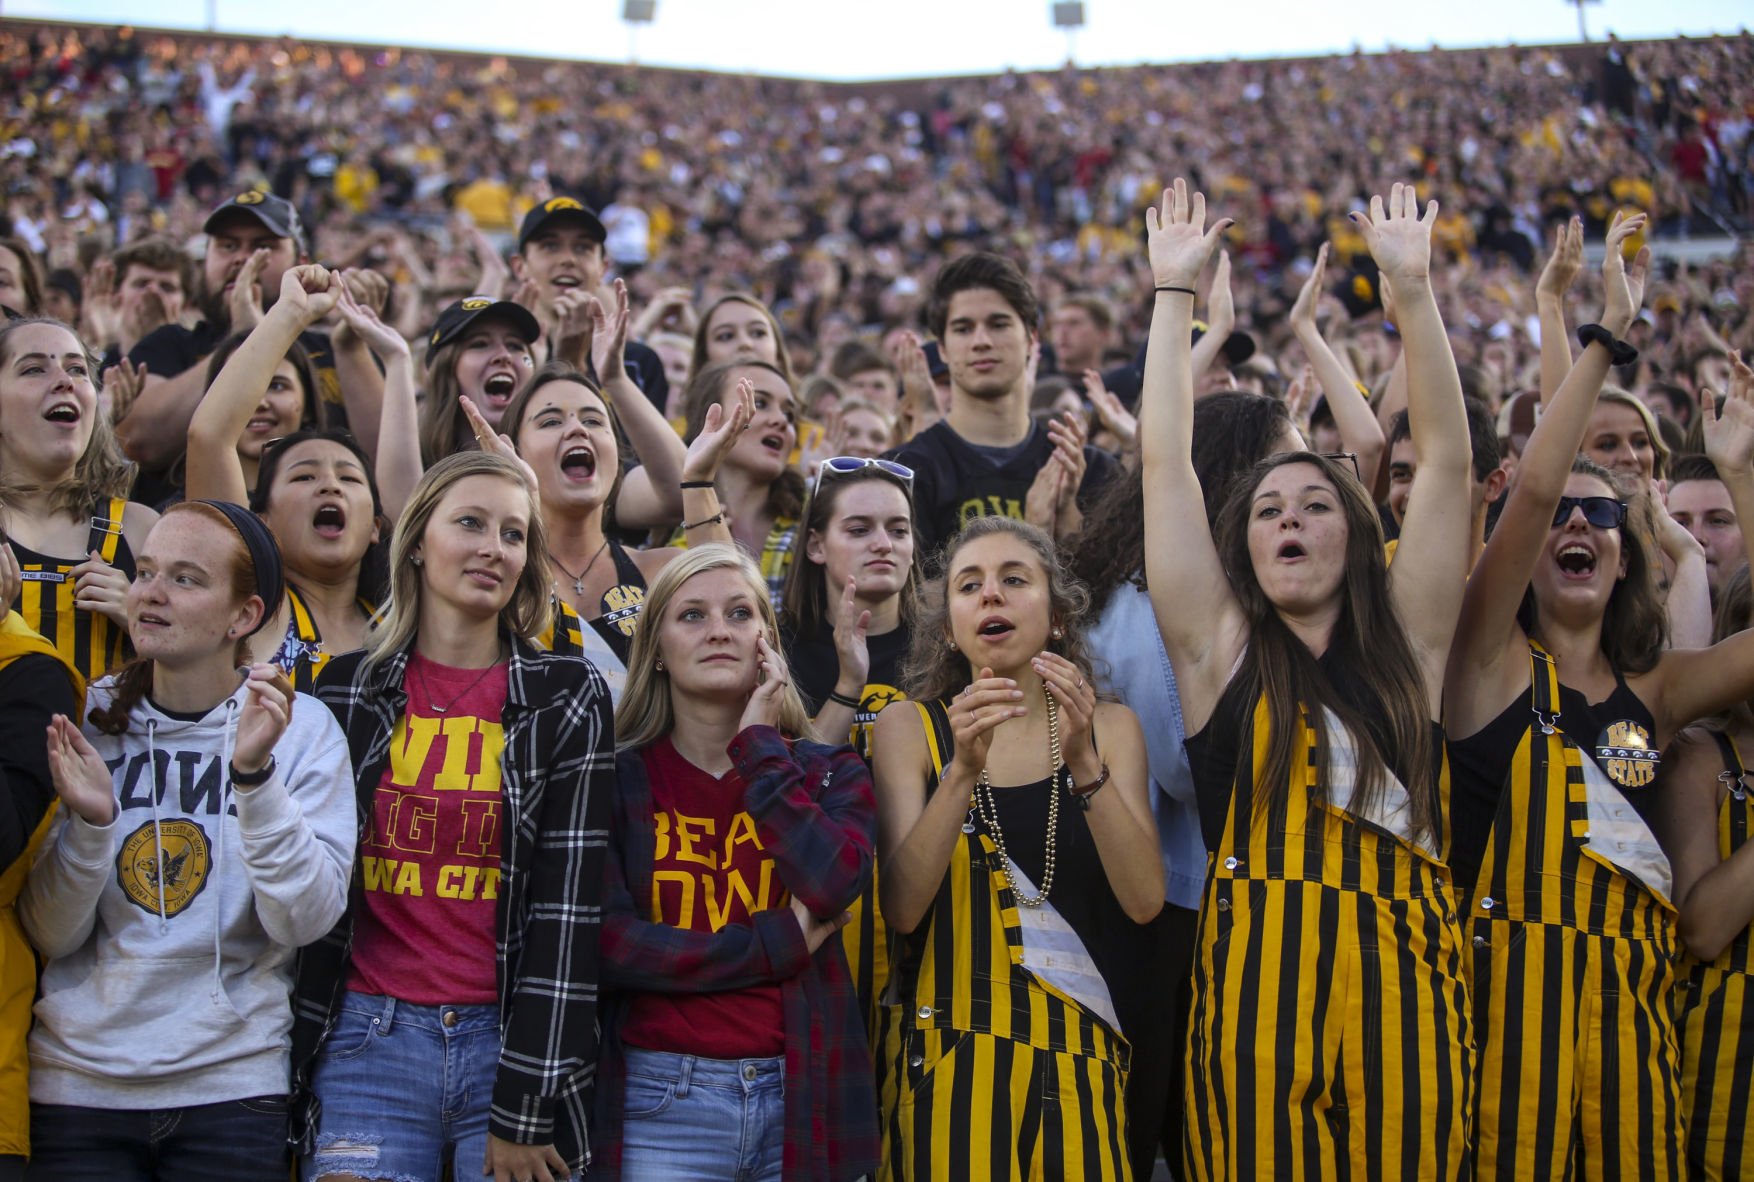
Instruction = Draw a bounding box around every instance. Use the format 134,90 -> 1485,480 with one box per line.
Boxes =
27,1095 -> 290,1181
620,1047 -> 785,1182
303,991 -> 576,1182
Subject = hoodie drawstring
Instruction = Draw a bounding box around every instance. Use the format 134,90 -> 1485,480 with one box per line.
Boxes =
146,718 -> 168,935
212,697 -> 239,1000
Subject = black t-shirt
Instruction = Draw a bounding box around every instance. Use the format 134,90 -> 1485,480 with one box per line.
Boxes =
888,419 -> 1119,569
786,623 -> 911,760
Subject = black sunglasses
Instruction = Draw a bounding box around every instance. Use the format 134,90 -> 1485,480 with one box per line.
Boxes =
1319,451 -> 1361,482
1550,495 -> 1627,530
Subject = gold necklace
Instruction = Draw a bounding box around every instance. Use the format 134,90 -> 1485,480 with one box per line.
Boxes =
970,686 -> 1062,908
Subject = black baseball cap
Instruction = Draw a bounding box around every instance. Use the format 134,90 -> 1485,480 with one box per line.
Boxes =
517,196 -> 606,253
204,190 -> 305,253
1192,320 -> 1257,367
424,296 -> 540,368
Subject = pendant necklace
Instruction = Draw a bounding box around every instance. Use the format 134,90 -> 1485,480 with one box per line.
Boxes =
550,537 -> 611,598
414,652 -> 504,714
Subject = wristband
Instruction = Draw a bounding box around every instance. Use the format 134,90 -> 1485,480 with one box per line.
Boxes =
681,511 -> 725,530
680,480 -> 717,490
1154,284 -> 1196,297
827,689 -> 862,709
1068,763 -> 1110,810
1576,323 -> 1639,366
230,754 -> 276,788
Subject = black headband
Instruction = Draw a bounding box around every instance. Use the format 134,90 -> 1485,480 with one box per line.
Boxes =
193,500 -> 285,637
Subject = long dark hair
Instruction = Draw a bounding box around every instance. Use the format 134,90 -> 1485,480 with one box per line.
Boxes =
779,466 -> 921,641
1212,450 -> 1439,847
902,516 -> 1094,706
203,331 -> 322,435
1517,455 -> 1667,675
250,428 -> 391,606
1072,391 -> 1293,616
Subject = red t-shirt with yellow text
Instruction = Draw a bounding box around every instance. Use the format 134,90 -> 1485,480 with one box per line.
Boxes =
618,737 -> 787,1059
347,653 -> 508,1005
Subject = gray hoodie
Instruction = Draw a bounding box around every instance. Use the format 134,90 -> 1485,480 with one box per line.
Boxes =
20,679 -> 355,1109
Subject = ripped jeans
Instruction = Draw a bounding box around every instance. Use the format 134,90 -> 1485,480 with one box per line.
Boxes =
302,991 -> 573,1182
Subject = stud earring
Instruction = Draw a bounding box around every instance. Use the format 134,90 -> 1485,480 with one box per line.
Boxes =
411,556 -> 423,566
655,658 -> 665,671
1051,627 -> 1063,639
947,639 -> 957,651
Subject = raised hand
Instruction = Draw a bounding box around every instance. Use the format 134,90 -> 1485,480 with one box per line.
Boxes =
0,538 -> 19,610
1600,210 -> 1650,336
1349,183 -> 1435,284
891,329 -> 941,441
333,281 -> 411,362
81,256 -> 123,347
1702,351 -> 1754,477
1145,178 -> 1233,289
227,248 -> 270,333
944,668 -> 1026,785
737,634 -> 789,733
1537,216 -> 1585,302
274,264 -> 341,329
45,714 -> 116,825
830,575 -> 873,694
231,663 -> 294,778
680,378 -> 755,483
590,278 -> 632,383
461,395 -> 541,492
551,289 -> 594,370
1289,243 -> 1331,334
1031,650 -> 1098,766
99,357 -> 148,426
1084,368 -> 1136,447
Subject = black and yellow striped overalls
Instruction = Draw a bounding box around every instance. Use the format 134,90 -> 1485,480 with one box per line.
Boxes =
1465,645 -> 1683,1180
277,586 -> 376,692
838,682 -> 906,1047
10,497 -> 132,682
1678,731 -> 1754,1180
1185,695 -> 1474,1181
878,700 -> 1132,1182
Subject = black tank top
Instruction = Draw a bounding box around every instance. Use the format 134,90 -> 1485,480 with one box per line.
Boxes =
1449,666 -> 1660,887
979,771 -> 1143,1032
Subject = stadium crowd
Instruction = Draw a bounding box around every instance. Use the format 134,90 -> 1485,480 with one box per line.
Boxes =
0,15 -> 1750,1182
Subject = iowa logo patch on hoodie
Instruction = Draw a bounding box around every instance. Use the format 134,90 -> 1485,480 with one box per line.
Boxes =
117,819 -> 212,917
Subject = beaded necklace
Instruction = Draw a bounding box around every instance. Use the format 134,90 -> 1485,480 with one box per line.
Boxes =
968,686 -> 1063,907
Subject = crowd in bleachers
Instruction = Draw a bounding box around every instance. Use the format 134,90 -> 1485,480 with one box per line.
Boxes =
0,18 -> 1752,1182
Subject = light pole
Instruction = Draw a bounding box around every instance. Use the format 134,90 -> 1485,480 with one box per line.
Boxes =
623,0 -> 656,64
1566,0 -> 1602,42
1051,1 -> 1085,65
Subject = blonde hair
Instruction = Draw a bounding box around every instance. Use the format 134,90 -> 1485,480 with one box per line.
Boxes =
615,543 -> 815,749
1597,386 -> 1672,482
364,452 -> 553,671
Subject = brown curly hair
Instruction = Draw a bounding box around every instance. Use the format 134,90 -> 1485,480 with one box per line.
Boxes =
901,516 -> 1095,705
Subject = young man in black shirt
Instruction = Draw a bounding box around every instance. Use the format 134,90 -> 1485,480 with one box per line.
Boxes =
889,252 -> 1116,565
510,195 -> 668,411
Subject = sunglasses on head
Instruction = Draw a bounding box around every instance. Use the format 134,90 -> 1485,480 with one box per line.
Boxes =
1319,451 -> 1361,482
810,455 -> 915,497
1551,495 -> 1627,530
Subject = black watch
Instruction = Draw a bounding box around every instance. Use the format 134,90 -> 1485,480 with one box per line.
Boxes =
230,755 -> 276,788
1576,323 -> 1638,367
